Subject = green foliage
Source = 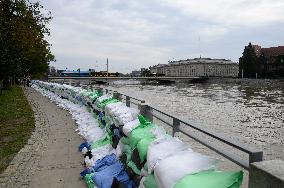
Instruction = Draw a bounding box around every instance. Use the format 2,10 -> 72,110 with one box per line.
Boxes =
141,68 -> 151,77
239,43 -> 257,78
0,0 -> 55,85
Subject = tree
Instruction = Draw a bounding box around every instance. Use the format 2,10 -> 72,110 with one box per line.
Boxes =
141,68 -> 151,77
0,0 -> 54,88
239,43 -> 257,78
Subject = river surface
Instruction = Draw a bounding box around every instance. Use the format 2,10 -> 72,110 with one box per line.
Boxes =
105,80 -> 284,161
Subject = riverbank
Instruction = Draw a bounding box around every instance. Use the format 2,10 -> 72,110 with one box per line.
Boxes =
206,77 -> 284,88
0,87 -> 84,188
0,86 -> 35,173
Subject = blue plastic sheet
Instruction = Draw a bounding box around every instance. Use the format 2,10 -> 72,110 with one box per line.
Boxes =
93,153 -> 117,172
93,161 -> 134,188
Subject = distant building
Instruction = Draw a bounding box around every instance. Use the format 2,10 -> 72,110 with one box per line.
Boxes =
131,70 -> 141,77
239,43 -> 284,78
48,66 -> 57,76
257,45 -> 284,78
149,58 -> 239,77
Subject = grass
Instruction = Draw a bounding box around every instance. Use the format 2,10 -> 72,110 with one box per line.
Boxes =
0,86 -> 35,173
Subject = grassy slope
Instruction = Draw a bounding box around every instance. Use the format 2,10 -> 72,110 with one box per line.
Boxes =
0,86 -> 35,173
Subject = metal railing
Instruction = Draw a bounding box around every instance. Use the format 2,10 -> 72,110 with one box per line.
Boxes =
105,88 -> 263,171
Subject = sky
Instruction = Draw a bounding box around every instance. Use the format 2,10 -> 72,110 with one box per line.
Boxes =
41,0 -> 284,73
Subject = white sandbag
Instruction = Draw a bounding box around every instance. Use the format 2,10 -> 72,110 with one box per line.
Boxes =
154,150 -> 216,188
112,107 -> 139,126
147,137 -> 189,174
150,126 -> 167,139
105,102 -> 124,114
115,140 -> 123,158
86,144 -> 116,167
122,118 -> 140,136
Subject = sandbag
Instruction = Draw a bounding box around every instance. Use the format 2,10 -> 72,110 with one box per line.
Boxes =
91,135 -> 112,149
147,137 -> 189,174
93,161 -> 132,188
136,137 -> 156,163
93,153 -> 117,172
143,174 -> 157,188
174,169 -> 243,188
128,116 -> 156,149
122,118 -> 140,136
85,173 -> 95,188
154,150 -> 216,188
86,145 -> 116,167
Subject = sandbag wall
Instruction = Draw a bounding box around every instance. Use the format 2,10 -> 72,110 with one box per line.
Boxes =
32,81 -> 244,188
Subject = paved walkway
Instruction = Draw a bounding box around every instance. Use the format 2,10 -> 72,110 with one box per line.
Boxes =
0,87 -> 85,188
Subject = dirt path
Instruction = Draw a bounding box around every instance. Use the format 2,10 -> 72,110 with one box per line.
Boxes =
0,87 -> 85,188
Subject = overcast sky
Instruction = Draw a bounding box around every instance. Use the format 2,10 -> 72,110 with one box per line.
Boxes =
41,0 -> 284,73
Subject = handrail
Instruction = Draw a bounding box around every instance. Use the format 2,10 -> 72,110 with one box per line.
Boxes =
120,92 -> 145,103
150,105 -> 260,155
109,90 -> 263,170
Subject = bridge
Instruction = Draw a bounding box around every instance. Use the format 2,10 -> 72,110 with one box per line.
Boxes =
47,76 -> 209,84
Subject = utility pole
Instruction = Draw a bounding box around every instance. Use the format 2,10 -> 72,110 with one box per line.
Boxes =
106,58 -> 109,81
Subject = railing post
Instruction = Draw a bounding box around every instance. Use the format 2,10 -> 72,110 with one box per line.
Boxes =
249,151 -> 263,164
126,96 -> 130,107
172,117 -> 180,136
113,91 -> 122,101
138,101 -> 153,122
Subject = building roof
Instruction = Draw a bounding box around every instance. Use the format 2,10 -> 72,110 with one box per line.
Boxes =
261,46 -> 284,57
168,58 -> 236,65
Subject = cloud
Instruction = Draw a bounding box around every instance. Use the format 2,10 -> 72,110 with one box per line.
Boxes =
41,0 -> 284,73
162,0 -> 284,27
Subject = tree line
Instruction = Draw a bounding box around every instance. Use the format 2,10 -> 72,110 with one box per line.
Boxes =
0,0 -> 54,88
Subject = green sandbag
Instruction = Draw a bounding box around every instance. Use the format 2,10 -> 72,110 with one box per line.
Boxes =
127,160 -> 141,175
120,137 -> 131,145
144,173 -> 158,188
174,170 -> 244,188
91,134 -> 111,149
137,137 -> 156,162
85,173 -> 95,188
123,144 -> 133,162
105,124 -> 114,137
97,98 -> 118,109
129,116 -> 156,149
104,115 -> 113,125
100,98 -> 120,109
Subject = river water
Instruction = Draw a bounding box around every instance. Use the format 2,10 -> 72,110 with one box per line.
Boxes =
59,78 -> 283,187
105,80 -> 284,161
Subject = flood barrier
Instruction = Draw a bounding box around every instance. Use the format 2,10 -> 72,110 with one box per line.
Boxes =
31,81 -> 284,188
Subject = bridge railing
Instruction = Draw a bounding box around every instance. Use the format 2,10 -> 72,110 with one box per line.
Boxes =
104,88 -> 263,172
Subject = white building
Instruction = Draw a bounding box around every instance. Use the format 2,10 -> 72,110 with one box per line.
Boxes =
149,58 -> 239,77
